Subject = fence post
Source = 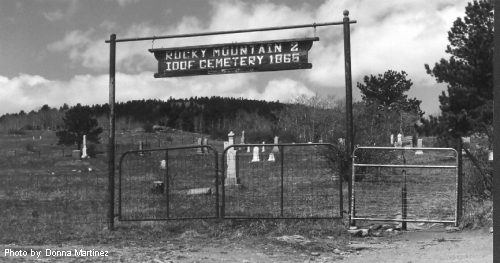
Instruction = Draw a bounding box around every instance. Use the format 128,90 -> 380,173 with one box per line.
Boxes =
164,150 -> 170,218
343,10 -> 354,223
214,148 -> 220,218
280,145 -> 285,217
401,169 -> 407,231
107,33 -> 116,230
457,138 -> 463,226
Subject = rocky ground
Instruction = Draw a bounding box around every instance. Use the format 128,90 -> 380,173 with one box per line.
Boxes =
0,227 -> 492,263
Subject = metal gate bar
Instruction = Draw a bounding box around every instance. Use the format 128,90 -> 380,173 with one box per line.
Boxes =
351,146 -> 459,227
118,145 -> 218,221
221,143 -> 343,219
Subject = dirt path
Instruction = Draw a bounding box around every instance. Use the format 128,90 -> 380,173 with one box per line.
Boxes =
0,229 -> 492,262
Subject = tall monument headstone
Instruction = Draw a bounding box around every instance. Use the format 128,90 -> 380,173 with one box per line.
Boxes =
81,135 -> 88,158
225,131 -> 239,185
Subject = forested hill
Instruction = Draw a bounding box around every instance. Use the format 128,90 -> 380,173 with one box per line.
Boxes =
0,97 -> 285,140
95,97 -> 285,138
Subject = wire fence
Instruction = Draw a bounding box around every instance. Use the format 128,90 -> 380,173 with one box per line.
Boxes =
222,143 -> 343,219
119,146 -> 219,221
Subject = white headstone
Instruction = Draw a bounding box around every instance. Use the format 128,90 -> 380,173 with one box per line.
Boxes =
203,138 -> 208,153
251,146 -> 260,162
489,150 -> 493,161
247,146 -> 250,153
240,131 -> 245,144
396,133 -> 403,147
415,139 -> 423,155
338,138 -> 345,147
261,141 -> 265,152
160,160 -> 166,170
272,136 -> 279,153
268,152 -> 275,162
81,135 -> 88,158
318,139 -> 323,143
226,131 -> 238,185
228,131 -> 235,144
390,134 -> 394,145
197,137 -> 203,154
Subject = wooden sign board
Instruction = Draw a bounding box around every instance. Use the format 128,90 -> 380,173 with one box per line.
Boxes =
149,37 -> 319,78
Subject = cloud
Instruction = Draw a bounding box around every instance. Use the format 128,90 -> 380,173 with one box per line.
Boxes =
44,0 -> 469,115
40,0 -> 78,22
0,73 -> 315,116
109,0 -> 141,7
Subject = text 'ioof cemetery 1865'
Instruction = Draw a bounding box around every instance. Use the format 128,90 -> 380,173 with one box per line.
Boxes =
149,37 -> 319,77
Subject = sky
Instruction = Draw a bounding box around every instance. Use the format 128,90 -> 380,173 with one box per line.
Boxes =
0,0 -> 470,116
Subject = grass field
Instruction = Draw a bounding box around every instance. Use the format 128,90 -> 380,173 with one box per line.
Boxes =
0,130 -> 492,247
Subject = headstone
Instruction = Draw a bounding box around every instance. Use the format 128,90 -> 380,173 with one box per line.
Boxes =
338,138 -> 345,147
197,137 -> 203,154
247,146 -> 250,153
415,139 -> 423,155
462,137 -> 471,144
160,160 -> 166,170
226,131 -> 239,185
396,133 -> 403,147
203,137 -> 208,153
272,136 -> 280,153
32,136 -> 35,141
187,187 -> 211,195
81,135 -> 88,158
139,140 -> 144,156
39,136 -> 42,140
268,152 -> 275,162
261,141 -> 265,152
390,134 -> 394,145
489,150 -> 493,161
251,146 -> 260,162
240,131 -> 245,144
318,139 -> 323,143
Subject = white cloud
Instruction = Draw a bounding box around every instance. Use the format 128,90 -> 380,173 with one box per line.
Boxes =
113,0 -> 141,7
43,0 -> 470,115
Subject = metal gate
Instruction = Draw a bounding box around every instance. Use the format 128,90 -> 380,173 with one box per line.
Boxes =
221,143 -> 343,219
118,145 -> 219,221
351,146 -> 460,227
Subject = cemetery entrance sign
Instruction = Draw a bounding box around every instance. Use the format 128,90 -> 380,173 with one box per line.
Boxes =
150,37 -> 319,77
106,11 -> 356,229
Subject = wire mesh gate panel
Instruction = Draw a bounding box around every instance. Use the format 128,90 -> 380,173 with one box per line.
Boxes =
118,146 -> 218,221
221,143 -> 342,219
351,147 -> 459,226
